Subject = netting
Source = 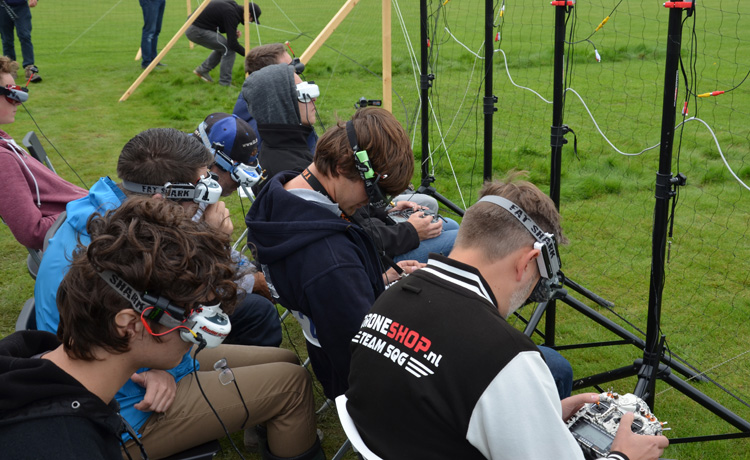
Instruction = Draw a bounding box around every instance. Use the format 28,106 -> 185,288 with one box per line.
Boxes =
7,0 -> 750,447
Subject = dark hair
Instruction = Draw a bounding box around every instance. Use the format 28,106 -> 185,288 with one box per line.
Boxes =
313,108 -> 414,196
455,171 -> 567,262
0,55 -> 19,75
245,43 -> 287,74
117,128 -> 213,186
56,196 -> 237,360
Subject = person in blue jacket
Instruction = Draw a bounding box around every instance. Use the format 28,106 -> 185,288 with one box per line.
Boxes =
246,107 -> 421,399
34,128 -> 322,460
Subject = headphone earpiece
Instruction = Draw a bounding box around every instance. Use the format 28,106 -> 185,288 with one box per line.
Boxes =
346,120 -> 387,208
290,57 -> 305,74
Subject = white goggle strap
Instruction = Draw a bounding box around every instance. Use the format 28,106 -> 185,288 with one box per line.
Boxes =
476,195 -> 562,278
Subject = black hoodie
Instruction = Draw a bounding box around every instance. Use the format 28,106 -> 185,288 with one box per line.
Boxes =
246,172 -> 385,398
0,331 -> 125,459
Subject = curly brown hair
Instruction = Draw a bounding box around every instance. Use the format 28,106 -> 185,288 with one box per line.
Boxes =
0,56 -> 19,75
313,107 -> 414,197
56,196 -> 238,360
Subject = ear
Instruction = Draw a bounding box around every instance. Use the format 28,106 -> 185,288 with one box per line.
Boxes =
514,247 -> 541,282
114,309 -> 143,339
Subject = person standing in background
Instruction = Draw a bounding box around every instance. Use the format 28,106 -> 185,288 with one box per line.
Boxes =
0,0 -> 40,83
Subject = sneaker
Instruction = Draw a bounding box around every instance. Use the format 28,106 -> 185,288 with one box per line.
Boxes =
24,65 -> 42,83
193,68 -> 213,83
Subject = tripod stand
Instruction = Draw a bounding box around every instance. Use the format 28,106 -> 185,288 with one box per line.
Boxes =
414,0 -> 498,217
524,0 -> 750,443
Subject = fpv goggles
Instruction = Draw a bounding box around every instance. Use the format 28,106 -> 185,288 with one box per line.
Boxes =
296,81 -> 320,103
0,84 -> 28,104
99,270 -> 231,349
196,121 -> 262,189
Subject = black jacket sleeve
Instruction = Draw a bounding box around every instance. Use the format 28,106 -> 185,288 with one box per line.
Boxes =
354,207 -> 420,258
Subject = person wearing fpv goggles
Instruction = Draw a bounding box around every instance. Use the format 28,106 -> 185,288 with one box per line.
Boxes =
0,55 -> 87,251
35,129 -> 318,459
0,197 -> 238,459
194,112 -> 262,197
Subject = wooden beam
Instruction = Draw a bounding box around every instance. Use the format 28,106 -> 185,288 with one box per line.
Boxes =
299,0 -> 360,64
120,0 -> 215,102
382,0 -> 392,112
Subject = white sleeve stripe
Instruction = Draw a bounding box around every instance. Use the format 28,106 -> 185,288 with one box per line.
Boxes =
466,352 -> 585,460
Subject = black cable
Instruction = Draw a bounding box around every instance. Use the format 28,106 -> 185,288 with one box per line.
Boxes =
191,342 -> 247,460
20,104 -> 89,189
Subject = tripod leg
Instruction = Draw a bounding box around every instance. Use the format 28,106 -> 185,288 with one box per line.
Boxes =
522,300 -> 549,338
416,184 -> 465,217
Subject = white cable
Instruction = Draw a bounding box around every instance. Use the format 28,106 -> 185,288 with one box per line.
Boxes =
4,138 -> 41,207
564,88 -> 660,157
496,48 -> 553,104
444,26 -> 484,59
681,117 -> 750,192
60,0 -> 124,54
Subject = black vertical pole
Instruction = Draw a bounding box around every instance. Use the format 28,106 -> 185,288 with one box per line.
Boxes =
483,0 -> 496,182
545,1 -> 570,346
634,2 -> 688,409
550,2 -> 567,209
420,0 -> 431,183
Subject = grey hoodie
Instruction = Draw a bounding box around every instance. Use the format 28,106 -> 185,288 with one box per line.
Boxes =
242,63 -> 301,125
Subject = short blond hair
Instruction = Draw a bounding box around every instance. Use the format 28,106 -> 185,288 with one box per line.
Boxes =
455,171 -> 566,262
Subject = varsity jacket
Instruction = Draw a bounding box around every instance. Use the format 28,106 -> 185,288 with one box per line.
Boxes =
0,331 -> 124,459
0,131 -> 86,250
246,171 -> 384,398
346,255 -> 628,460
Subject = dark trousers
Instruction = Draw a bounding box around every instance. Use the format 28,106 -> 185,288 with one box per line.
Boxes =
139,0 -> 165,67
0,1 -> 34,67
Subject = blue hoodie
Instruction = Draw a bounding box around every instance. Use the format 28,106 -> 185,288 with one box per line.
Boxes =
246,171 -> 384,398
33,177 -> 196,440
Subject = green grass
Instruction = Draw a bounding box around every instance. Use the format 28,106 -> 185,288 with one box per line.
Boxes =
1,0 -> 750,458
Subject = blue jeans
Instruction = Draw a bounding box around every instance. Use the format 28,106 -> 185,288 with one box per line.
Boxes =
0,1 -> 34,67
538,345 -> 573,399
139,0 -> 165,67
394,217 -> 460,264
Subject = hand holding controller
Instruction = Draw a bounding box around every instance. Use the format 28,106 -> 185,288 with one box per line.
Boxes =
566,391 -> 669,460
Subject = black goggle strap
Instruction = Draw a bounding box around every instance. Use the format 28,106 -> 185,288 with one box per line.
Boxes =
97,270 -> 192,332
476,195 -> 562,278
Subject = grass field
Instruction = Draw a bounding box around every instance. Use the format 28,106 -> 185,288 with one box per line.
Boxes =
1,0 -> 749,458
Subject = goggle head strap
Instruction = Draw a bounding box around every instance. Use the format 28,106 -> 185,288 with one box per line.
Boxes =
476,195 -> 562,281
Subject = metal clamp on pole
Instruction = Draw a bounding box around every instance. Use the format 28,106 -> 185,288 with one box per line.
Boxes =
483,95 -> 497,115
420,73 -> 434,90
